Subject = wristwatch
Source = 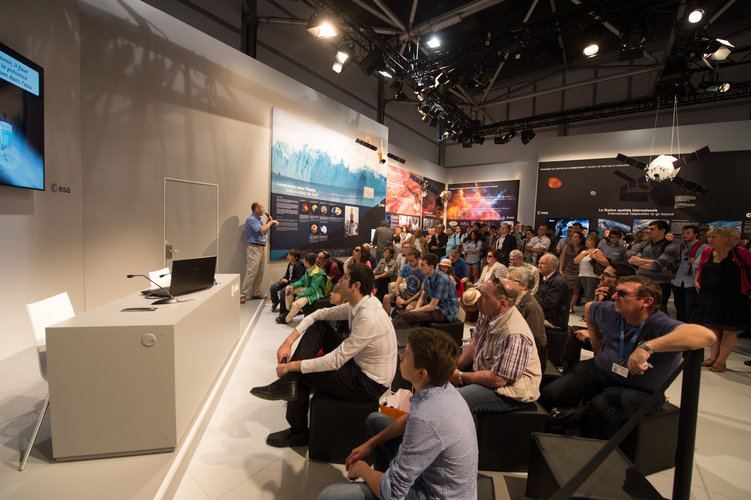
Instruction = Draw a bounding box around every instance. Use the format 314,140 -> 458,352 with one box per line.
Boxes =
458,371 -> 464,385
638,341 -> 654,355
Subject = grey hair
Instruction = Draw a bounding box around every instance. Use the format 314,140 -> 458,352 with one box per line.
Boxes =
541,253 -> 559,268
509,249 -> 524,259
509,265 -> 536,290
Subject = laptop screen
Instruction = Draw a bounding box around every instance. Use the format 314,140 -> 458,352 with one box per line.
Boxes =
169,256 -> 216,296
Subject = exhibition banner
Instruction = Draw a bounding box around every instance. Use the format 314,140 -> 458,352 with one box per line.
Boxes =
269,108 -> 387,260
446,180 -> 520,225
422,176 -> 445,220
386,164 -> 421,216
535,151 -> 751,236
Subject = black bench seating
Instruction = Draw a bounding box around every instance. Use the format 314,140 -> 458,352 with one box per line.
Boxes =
477,400 -> 548,472
308,391 -> 379,464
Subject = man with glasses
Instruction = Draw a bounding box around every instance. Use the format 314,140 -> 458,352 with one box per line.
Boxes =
449,277 -> 542,425
541,276 -> 714,439
626,221 -> 680,312
561,262 -> 636,371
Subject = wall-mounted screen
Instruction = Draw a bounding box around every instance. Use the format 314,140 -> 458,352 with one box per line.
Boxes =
547,218 -> 591,239
0,41 -> 44,191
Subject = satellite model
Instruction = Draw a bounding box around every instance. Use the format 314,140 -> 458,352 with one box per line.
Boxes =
614,146 -> 710,202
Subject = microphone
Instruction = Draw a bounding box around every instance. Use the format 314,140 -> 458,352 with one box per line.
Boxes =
265,211 -> 273,220
127,274 -> 179,305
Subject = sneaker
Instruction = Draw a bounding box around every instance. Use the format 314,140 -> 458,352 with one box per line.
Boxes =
275,315 -> 288,324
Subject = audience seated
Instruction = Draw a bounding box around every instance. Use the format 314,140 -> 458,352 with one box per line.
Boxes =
271,248 -> 305,314
534,253 -> 570,330
508,266 -> 546,368
392,254 -> 459,329
540,276 -> 714,439
449,278 -> 542,426
251,264 -> 396,448
318,328 -> 477,500
445,247 -> 469,285
317,250 -> 342,285
382,248 -> 423,317
561,262 -> 635,371
277,252 -> 327,324
439,258 -> 465,298
373,246 -> 399,301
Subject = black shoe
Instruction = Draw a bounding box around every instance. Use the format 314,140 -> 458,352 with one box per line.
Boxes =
270,304 -> 278,312
266,428 -> 309,448
275,315 -> 288,324
250,379 -> 299,402
745,360 -> 751,366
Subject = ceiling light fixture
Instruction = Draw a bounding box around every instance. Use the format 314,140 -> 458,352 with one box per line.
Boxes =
494,130 -> 516,144
378,68 -> 393,79
697,81 -> 731,93
332,62 -> 343,73
704,38 -> 733,61
688,9 -> 704,24
583,43 -> 599,58
336,50 -> 350,64
426,36 -> 440,49
521,129 -> 536,145
306,12 -> 337,39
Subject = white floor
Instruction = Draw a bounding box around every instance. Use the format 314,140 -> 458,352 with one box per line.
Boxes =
2,300 -> 751,499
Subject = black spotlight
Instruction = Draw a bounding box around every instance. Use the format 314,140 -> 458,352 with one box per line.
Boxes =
462,136 -> 473,148
521,129 -> 535,145
494,130 -> 516,144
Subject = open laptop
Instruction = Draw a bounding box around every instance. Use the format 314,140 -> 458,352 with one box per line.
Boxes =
144,256 -> 217,297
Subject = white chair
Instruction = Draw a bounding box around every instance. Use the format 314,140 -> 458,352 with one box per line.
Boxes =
21,292 -> 75,471
149,267 -> 171,289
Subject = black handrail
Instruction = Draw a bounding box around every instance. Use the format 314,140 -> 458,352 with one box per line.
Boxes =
550,348 -> 702,500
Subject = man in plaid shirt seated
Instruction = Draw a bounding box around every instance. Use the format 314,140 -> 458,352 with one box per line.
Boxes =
449,277 -> 542,425
391,253 -> 459,329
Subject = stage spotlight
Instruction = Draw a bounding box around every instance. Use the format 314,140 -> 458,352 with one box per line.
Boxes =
583,43 -> 599,58
704,38 -> 733,61
521,129 -> 535,145
494,130 -> 516,144
472,136 -> 485,145
306,12 -> 337,38
688,9 -> 704,24
462,136 -> 473,148
698,81 -> 731,93
427,35 -> 440,49
332,62 -> 343,73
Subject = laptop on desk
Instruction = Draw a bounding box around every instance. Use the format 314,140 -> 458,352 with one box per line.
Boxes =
144,256 -> 217,297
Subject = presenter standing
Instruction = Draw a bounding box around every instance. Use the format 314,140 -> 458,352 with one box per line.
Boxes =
241,201 -> 278,304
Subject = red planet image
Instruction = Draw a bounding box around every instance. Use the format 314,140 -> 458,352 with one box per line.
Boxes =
547,177 -> 562,189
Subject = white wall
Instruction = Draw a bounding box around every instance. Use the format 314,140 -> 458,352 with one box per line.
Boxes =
0,0 -> 83,360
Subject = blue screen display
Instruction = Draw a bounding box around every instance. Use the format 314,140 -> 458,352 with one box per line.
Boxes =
0,41 -> 44,191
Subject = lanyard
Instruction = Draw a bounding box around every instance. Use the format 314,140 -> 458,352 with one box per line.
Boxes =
619,317 -> 647,364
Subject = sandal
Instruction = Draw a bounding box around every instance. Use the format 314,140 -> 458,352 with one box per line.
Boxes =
709,361 -> 726,373
700,358 -> 716,367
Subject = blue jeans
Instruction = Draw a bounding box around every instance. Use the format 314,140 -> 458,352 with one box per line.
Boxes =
317,413 -> 428,500
457,383 -> 528,428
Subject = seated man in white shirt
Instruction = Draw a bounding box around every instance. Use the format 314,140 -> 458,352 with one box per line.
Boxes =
250,264 -> 398,448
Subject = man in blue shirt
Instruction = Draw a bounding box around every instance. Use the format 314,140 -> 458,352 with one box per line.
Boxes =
444,247 -> 469,284
392,254 -> 459,329
318,327 -> 478,500
445,225 -> 462,257
241,201 -> 278,303
541,276 -> 714,438
382,248 -> 423,317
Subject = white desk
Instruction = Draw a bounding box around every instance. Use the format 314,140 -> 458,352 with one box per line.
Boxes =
46,274 -> 241,460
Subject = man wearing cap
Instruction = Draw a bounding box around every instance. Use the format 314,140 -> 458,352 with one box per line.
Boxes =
450,277 -> 542,424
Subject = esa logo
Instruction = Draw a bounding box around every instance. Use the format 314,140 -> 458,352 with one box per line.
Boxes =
50,183 -> 71,194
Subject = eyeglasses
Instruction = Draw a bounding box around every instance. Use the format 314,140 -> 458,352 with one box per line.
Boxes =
613,288 -> 643,299
491,276 -> 511,297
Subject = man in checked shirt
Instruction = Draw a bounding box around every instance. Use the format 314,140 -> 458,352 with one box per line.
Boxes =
449,277 -> 542,425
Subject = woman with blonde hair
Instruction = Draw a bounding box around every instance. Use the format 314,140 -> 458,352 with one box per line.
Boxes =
694,226 -> 751,372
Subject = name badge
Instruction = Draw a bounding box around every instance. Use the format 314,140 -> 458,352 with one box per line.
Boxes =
611,362 -> 629,378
